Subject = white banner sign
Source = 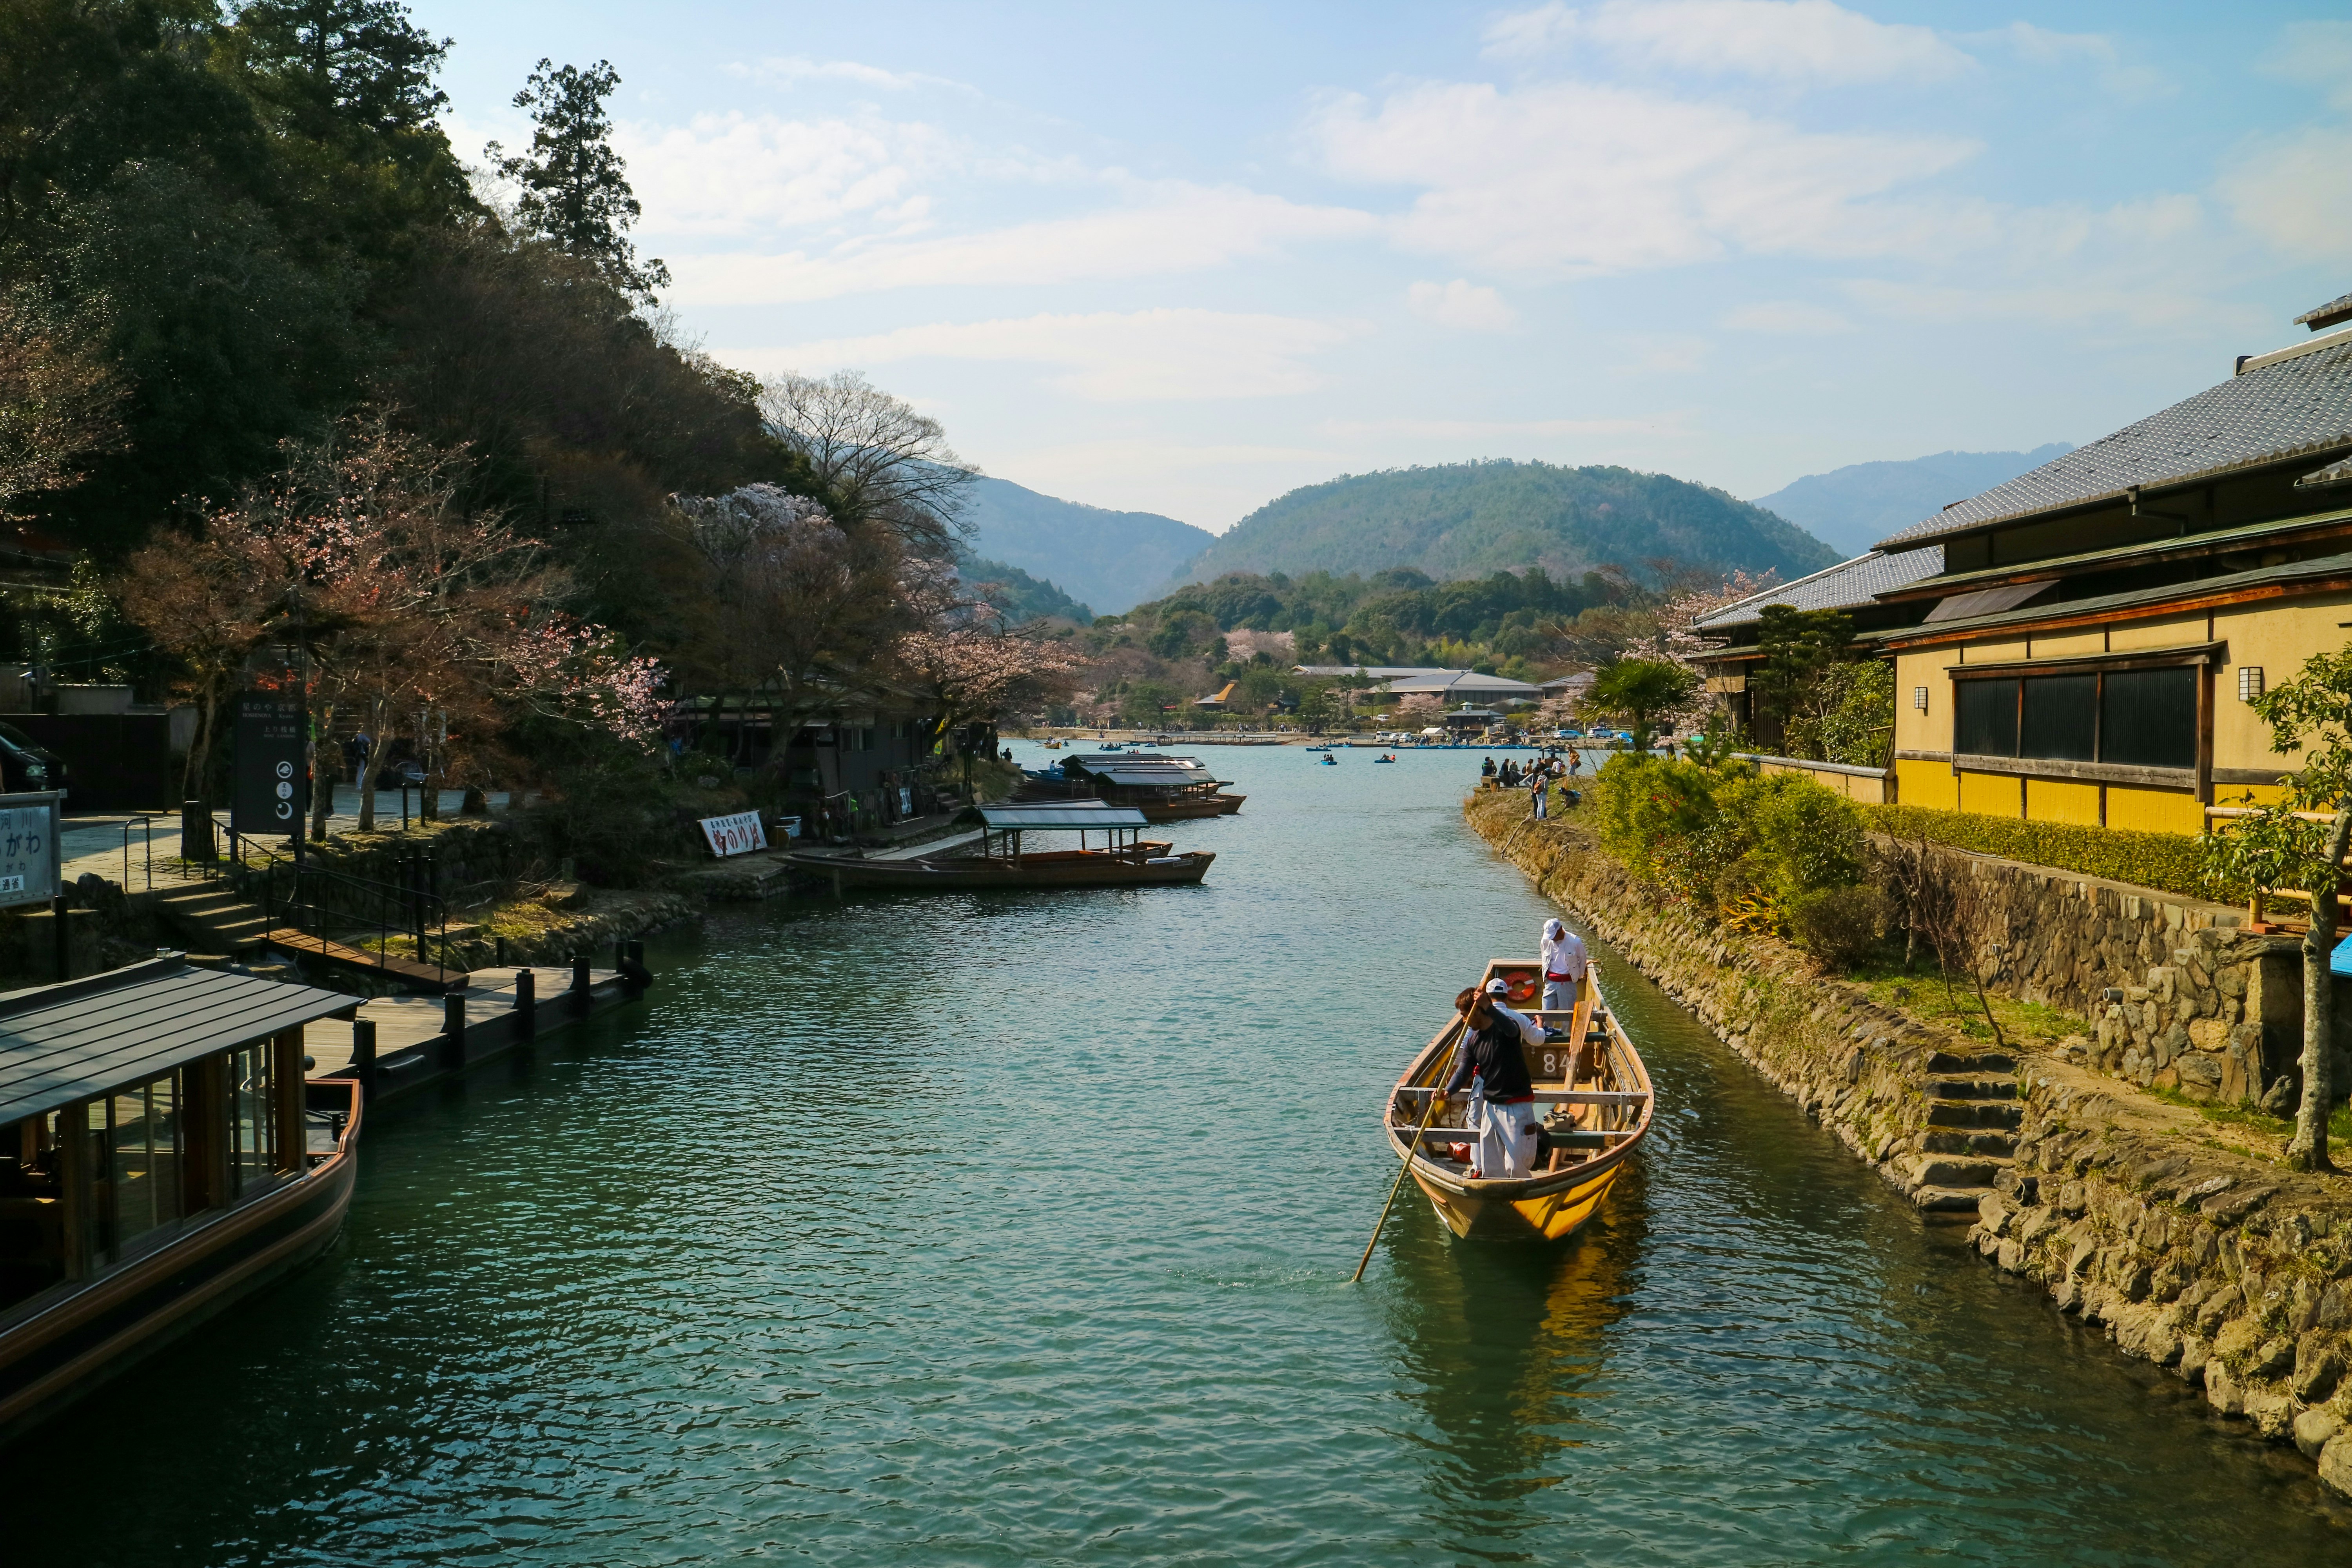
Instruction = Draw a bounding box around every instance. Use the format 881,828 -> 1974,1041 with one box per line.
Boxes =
0,793 -> 60,910
699,810 -> 769,858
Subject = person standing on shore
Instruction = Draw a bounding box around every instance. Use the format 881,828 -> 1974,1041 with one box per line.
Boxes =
1530,770 -> 1548,819
1540,917 -> 1589,1013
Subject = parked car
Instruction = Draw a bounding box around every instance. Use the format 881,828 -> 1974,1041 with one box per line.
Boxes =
0,722 -> 67,799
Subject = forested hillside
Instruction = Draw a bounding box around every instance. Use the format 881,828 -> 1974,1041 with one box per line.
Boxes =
1751,445 -> 2074,558
960,474 -> 1212,613
1175,461 -> 1837,589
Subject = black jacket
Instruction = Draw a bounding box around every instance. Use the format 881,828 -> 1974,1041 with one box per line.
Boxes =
1446,1016 -> 1534,1100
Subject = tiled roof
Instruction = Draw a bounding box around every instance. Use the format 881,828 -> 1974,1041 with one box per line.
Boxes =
2296,292 -> 2352,330
1873,332 -> 2352,550
1881,548 -> 2352,647
1692,546 -> 1944,631
2299,456 -> 2352,490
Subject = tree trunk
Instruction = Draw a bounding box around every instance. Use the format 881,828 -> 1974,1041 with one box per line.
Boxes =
356,725 -> 379,834
2288,806 -> 2352,1171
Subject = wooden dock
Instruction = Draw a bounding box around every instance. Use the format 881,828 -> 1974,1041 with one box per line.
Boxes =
302,961 -> 643,1102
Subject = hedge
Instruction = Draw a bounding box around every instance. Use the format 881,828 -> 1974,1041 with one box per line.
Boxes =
1859,804 -> 2224,903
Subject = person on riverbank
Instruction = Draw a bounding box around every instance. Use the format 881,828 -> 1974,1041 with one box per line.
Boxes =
1541,918 -> 1589,1012
1481,756 -> 1496,786
1446,980 -> 1544,1179
1530,771 -> 1548,819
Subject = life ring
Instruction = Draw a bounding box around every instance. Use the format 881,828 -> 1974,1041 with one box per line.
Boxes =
1505,975 -> 1538,1004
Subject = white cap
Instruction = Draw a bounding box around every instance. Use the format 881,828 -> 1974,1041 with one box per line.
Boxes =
1485,979 -> 1510,995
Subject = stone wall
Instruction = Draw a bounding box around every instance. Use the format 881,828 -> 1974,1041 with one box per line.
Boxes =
1464,791 -> 2352,1500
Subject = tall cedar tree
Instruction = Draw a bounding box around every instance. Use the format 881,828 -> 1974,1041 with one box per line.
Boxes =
490,60 -> 668,300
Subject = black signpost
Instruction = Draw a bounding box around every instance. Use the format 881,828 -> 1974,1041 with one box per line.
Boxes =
231,691 -> 307,845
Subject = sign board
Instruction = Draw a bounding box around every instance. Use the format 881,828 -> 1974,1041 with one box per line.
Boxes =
231,691 -> 308,837
0,791 -> 62,909
699,811 -> 769,858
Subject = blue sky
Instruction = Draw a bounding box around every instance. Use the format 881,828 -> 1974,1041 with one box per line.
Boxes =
408,1 -> 2352,533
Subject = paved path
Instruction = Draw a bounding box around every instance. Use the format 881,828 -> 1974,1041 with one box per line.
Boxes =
60,786 -> 515,892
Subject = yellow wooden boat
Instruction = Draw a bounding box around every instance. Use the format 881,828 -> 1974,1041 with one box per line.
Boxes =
1383,959 -> 1653,1242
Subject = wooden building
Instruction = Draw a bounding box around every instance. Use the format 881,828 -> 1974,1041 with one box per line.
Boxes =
0,957 -> 363,1440
1698,291 -> 2352,835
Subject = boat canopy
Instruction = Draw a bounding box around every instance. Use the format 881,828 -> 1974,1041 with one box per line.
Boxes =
0,958 -> 355,1125
956,802 -> 1151,831
1088,766 -> 1220,788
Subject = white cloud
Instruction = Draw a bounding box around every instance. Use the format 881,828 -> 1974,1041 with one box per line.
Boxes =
2217,125 -> 2352,265
1482,1 -> 1971,84
666,181 -> 1375,304
1840,279 -> 2233,330
1319,414 -> 1677,439
1406,279 -> 1519,330
1975,23 -> 2168,102
623,112 -> 956,237
1310,80 -> 1978,274
2262,20 -> 2352,113
728,309 -> 1369,401
1721,300 -> 1855,333
728,55 -> 975,95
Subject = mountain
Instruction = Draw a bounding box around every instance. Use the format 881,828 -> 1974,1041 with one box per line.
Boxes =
1750,445 -> 2074,559
960,556 -> 1093,624
960,475 -> 1214,615
1174,460 -> 1839,589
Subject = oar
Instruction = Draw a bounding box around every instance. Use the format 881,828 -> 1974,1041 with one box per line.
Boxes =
1352,1024 -> 1465,1284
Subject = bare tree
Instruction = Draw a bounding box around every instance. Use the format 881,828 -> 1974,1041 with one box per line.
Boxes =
758,371 -> 978,556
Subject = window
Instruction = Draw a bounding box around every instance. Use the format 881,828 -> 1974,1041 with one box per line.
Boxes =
2101,668 -> 2197,769
2019,675 -> 2096,762
1955,664 -> 2200,771
93,1073 -> 185,1263
1956,678 -> 2016,757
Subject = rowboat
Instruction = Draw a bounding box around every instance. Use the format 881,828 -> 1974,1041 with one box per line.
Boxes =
1382,959 -> 1651,1242
788,800 -> 1214,891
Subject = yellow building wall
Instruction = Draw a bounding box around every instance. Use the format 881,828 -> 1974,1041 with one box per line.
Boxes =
1893,648 -> 1956,758
2026,629 -> 2105,658
1957,770 -> 2023,818
2108,612 -> 2210,652
1895,757 -> 1958,809
2212,593 -> 2352,778
1960,637 -> 2031,664
2025,778 -> 2102,826
2105,786 -> 2204,835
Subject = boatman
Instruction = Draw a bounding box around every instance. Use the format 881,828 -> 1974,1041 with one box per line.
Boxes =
1446,980 -> 1546,1179
1540,918 -> 1590,1013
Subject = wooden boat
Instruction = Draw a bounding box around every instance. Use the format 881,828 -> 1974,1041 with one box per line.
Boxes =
788,801 -> 1213,891
0,957 -> 366,1441
1047,753 -> 1245,820
1382,959 -> 1652,1242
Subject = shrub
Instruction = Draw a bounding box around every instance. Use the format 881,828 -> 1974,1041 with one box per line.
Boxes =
1862,804 -> 2217,901
1586,752 -> 1866,918
1786,885 -> 1891,970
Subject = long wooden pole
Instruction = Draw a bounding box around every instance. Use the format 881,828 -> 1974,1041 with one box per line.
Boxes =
1353,1024 -> 1464,1284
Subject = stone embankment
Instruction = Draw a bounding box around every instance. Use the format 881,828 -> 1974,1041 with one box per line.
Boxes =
1465,793 -> 2352,1498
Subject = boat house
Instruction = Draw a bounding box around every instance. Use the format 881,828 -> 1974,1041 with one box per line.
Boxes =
0,957 -> 363,1439
1696,291 -> 2352,834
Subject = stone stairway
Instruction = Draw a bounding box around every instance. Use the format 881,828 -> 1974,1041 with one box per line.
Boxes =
1899,1049 -> 2021,1216
150,879 -> 460,992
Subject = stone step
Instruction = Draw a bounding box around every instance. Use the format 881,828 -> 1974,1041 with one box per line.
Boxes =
1926,1050 -> 2015,1074
1923,1129 -> 2018,1157
1924,1077 -> 2016,1101
1926,1100 -> 2025,1130
1911,1184 -> 1994,1217
1905,1154 -> 2013,1188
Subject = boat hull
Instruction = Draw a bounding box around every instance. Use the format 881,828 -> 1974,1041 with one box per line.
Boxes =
792,849 -> 1214,890
0,1079 -> 362,1445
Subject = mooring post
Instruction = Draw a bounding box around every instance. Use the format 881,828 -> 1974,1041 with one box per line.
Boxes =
572,952 -> 592,1018
515,967 -> 535,1041
623,938 -> 647,999
495,935 -> 507,967
353,1017 -> 377,1099
441,991 -> 465,1070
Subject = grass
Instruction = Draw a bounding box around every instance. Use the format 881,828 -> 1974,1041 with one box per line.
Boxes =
1845,953 -> 2089,1047
2145,1083 -> 2352,1149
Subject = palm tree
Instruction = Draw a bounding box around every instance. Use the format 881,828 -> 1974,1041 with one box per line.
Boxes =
1582,658 -> 1698,754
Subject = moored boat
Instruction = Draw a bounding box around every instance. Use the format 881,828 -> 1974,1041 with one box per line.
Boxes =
787,800 -> 1214,890
0,957 -> 366,1442
1044,753 -> 1245,820
1382,960 -> 1651,1242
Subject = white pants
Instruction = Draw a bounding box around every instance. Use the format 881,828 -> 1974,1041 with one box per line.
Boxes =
1470,1087 -> 1538,1179
1543,977 -> 1578,1011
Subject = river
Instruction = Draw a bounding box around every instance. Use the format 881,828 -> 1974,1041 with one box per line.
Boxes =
13,742 -> 2348,1564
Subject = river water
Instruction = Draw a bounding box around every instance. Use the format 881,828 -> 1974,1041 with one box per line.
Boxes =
15,744 -> 2350,1564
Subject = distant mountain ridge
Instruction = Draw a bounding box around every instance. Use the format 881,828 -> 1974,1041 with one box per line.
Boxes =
1173,460 -> 1839,590
959,475 -> 1213,615
1751,444 -> 2074,559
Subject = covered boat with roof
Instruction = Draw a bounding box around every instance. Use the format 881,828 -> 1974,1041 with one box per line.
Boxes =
787,799 -> 1215,890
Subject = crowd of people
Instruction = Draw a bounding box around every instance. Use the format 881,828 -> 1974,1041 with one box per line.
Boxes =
1478,751 -> 1580,819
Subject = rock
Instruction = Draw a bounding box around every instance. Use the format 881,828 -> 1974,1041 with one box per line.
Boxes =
2213,1317 -> 2263,1365
2250,1337 -> 2297,1379
2294,1340 -> 2343,1403
2201,1184 -> 2278,1223
2297,1408 -> 2344,1460
1997,1239 -> 2027,1274
2059,1181 -> 2088,1217
2206,1357 -> 2245,1416
1977,1192 -> 2013,1235
2178,1336 -> 2210,1385
2245,1389 -> 2295,1439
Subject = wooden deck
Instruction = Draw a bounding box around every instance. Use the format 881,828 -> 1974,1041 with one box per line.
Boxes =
264,927 -> 462,992
302,964 -> 638,1101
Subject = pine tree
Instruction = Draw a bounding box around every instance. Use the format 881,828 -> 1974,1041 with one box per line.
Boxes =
236,0 -> 450,139
489,59 -> 668,300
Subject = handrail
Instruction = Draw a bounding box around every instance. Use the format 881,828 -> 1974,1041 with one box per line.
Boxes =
120,815 -> 152,891
214,822 -> 454,986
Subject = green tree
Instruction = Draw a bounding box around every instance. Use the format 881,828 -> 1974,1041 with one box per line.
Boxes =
236,0 -> 450,140
2200,645 -> 2352,1170
1752,604 -> 1856,758
1583,657 -> 1698,752
491,58 -> 668,299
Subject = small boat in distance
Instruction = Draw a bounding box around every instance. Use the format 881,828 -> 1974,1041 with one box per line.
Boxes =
1381,960 -> 1652,1242
1373,754 -> 1397,764
1319,755 -> 1337,765
787,801 -> 1214,891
